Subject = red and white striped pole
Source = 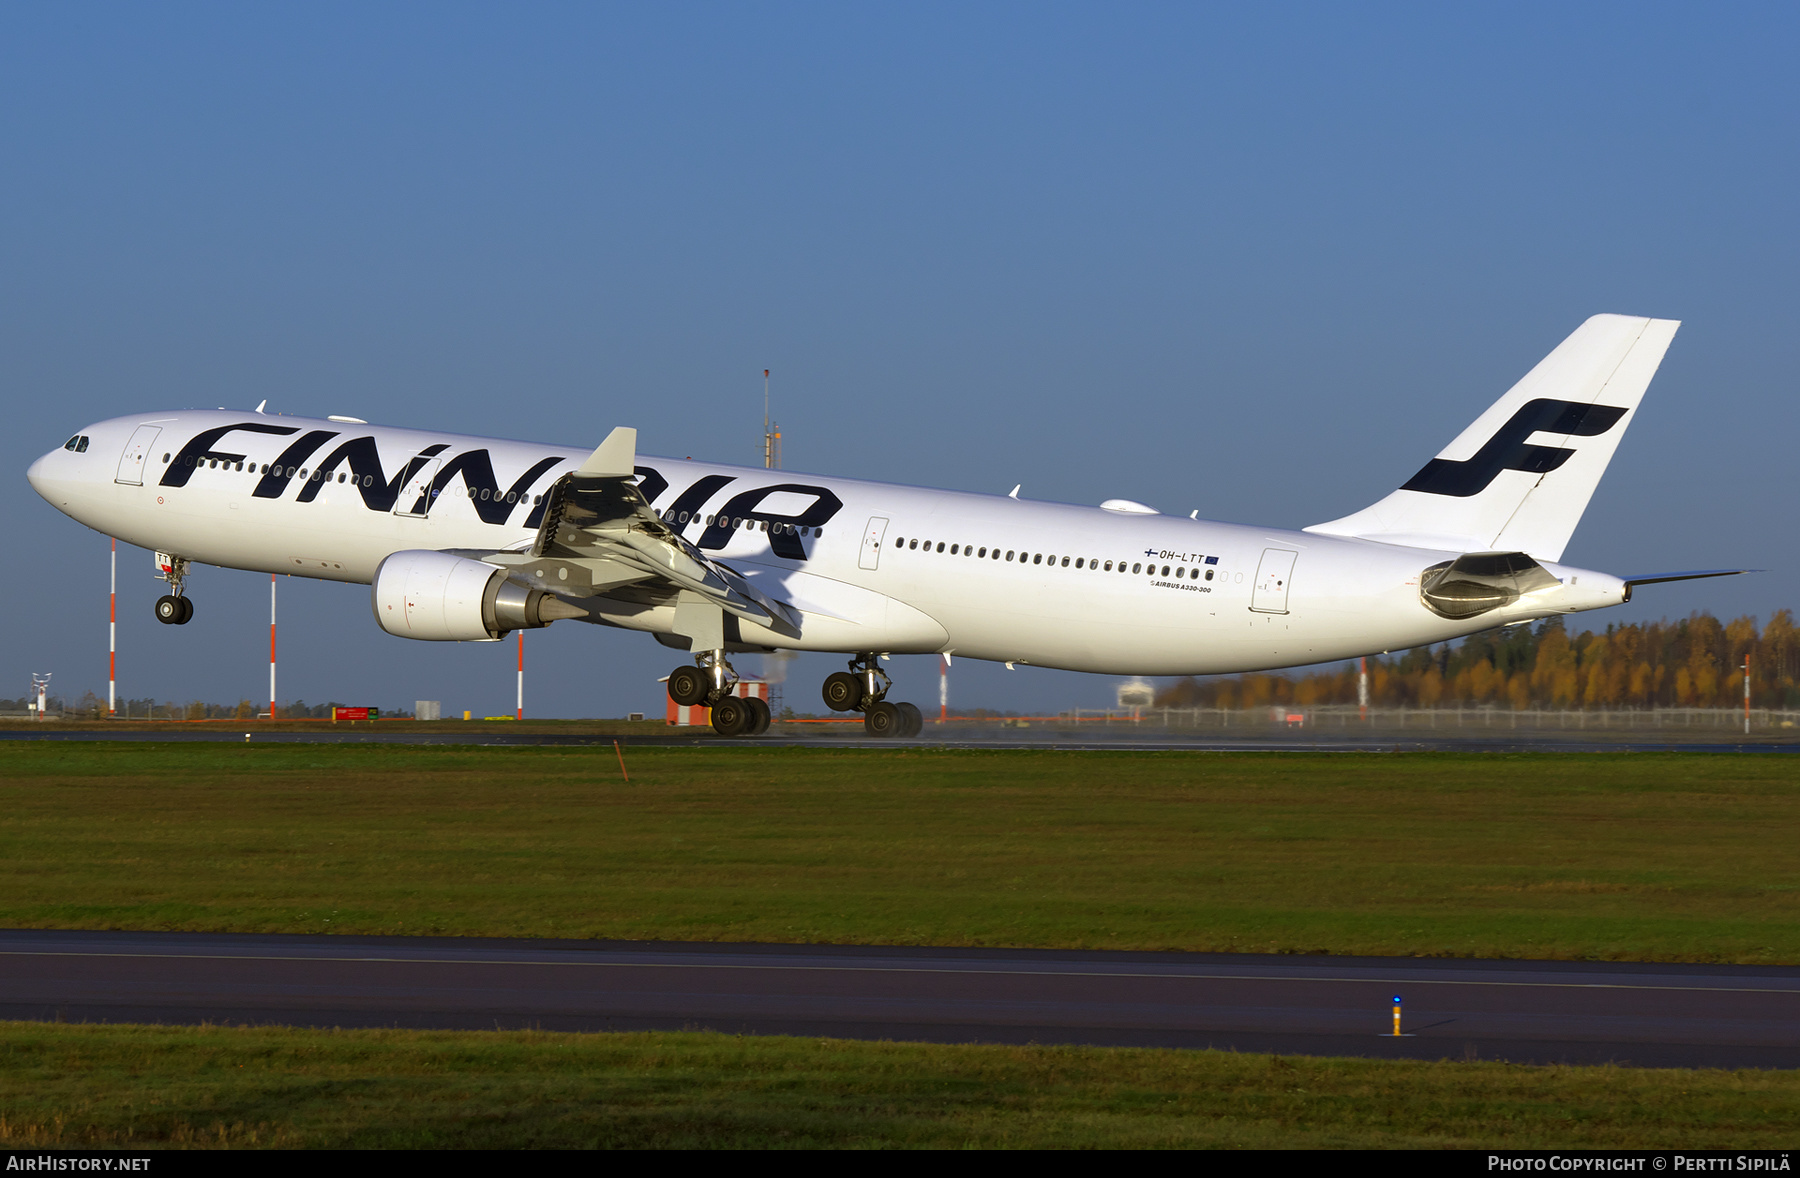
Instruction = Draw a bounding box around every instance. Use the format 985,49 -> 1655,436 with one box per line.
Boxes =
1745,654 -> 1752,736
268,575 -> 277,720
938,654 -> 948,724
108,538 -> 116,715
516,631 -> 524,720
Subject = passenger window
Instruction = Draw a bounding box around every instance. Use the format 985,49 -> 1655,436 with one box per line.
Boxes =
936,542 -> 945,553
909,539 -> 918,550
1006,550 -> 1015,561
1132,563 -> 1141,574
1161,565 -> 1170,576
1104,561 -> 1112,571
337,472 -> 344,482
950,544 -> 959,555
978,547 -> 987,558
1061,556 -> 1069,567
164,454 -> 172,464
1205,569 -> 1213,581
1175,567 -> 1184,578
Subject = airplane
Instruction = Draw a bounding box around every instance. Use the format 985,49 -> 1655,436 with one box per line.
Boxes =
28,313 -> 1745,737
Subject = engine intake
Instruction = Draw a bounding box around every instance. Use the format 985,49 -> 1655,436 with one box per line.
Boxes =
372,550 -> 586,641
1419,551 -> 1559,620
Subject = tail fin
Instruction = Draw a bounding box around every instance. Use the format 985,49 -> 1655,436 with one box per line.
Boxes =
1304,314 -> 1679,562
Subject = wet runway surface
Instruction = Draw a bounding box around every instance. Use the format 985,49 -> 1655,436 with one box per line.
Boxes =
4,930 -> 1796,1068
4,728 -> 1797,753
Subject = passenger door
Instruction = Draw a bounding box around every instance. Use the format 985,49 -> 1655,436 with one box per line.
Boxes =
393,454 -> 445,517
114,426 -> 161,486
1250,548 -> 1297,614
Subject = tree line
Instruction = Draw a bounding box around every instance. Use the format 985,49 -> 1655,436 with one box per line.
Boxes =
1156,611 -> 1800,711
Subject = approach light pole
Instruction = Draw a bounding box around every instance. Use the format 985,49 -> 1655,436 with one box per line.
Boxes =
1744,654 -> 1752,736
517,631 -> 524,721
108,537 -> 117,715
269,575 -> 277,720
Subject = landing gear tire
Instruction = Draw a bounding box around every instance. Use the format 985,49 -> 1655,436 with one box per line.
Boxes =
895,701 -> 923,738
745,696 -> 771,735
176,597 -> 193,625
864,700 -> 901,738
822,672 -> 863,712
667,665 -> 708,706
155,595 -> 192,625
711,696 -> 753,737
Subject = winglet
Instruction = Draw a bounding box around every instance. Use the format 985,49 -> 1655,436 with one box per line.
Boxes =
577,427 -> 638,477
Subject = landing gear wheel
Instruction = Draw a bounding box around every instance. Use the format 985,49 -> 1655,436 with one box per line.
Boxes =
667,665 -> 707,706
155,595 -> 181,624
745,696 -> 771,735
711,696 -> 752,736
895,701 -> 923,737
176,597 -> 193,625
864,700 -> 901,738
822,672 -> 863,712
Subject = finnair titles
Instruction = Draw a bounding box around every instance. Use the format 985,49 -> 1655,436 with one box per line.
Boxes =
30,314 -> 1744,736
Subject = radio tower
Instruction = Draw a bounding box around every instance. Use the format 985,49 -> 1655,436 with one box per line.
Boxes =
762,369 -> 781,469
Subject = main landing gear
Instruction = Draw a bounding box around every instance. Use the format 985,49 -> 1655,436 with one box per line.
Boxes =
666,649 -> 771,737
154,555 -> 193,625
822,653 -> 922,738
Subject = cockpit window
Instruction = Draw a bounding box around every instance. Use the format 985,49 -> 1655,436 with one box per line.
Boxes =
63,435 -> 89,452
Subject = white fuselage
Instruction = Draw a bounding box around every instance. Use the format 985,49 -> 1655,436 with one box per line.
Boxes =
28,410 -> 1629,676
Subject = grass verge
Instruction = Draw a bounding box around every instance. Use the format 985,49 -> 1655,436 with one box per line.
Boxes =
1,1021 -> 1795,1149
2,745 -> 1797,961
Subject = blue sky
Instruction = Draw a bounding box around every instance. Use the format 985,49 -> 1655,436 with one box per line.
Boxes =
5,4 -> 1797,716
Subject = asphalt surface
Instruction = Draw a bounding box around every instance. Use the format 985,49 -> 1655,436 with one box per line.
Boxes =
3,728 -> 1797,752
4,929 -> 1796,1068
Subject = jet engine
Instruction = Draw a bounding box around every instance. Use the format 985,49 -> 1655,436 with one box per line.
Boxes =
1419,551 -> 1560,620
372,549 -> 586,641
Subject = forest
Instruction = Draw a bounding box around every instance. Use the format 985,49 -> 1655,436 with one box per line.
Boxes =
1156,612 -> 1800,711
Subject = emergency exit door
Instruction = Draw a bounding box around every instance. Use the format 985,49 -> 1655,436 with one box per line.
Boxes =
1250,548 -> 1297,614
858,516 -> 889,570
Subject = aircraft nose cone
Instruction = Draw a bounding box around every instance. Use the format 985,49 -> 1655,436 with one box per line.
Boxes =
26,452 -> 51,496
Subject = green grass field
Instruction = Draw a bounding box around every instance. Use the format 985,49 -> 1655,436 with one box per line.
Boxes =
1,1022 -> 1795,1149
2,744 -> 1797,961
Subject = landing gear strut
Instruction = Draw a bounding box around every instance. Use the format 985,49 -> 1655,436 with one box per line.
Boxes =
154,555 -> 193,625
822,653 -> 922,738
666,649 -> 770,737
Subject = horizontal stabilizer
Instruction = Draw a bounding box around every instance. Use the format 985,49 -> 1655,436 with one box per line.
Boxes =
1621,569 -> 1753,588
1305,315 -> 1679,562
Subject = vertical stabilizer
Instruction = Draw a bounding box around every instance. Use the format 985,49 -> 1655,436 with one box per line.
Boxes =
1304,314 -> 1678,561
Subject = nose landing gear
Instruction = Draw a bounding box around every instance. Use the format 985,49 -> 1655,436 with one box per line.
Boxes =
822,654 -> 923,738
153,555 -> 193,625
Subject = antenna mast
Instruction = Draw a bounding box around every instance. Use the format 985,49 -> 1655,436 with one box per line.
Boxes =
762,369 -> 781,469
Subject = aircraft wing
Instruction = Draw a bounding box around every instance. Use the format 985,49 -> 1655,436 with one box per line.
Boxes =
488,427 -> 801,635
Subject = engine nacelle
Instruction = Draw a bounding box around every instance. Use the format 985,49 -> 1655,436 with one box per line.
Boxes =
371,550 -> 585,641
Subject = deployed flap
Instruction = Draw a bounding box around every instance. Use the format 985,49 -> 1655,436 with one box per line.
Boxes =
516,434 -> 800,636
1305,315 -> 1679,562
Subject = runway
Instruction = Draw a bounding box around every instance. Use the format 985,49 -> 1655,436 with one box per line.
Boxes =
4,930 -> 1796,1069
3,728 -> 1797,753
